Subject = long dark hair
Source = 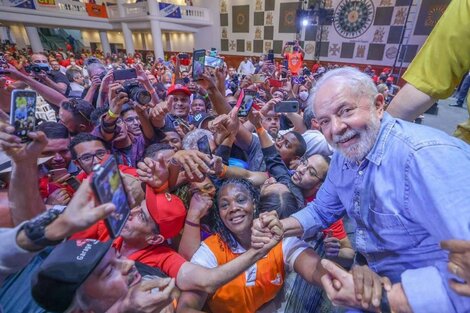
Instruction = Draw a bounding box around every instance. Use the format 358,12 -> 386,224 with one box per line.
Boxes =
212,178 -> 260,250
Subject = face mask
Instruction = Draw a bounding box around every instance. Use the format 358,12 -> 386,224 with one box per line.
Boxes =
299,91 -> 309,101
259,61 -> 264,66
164,83 -> 171,89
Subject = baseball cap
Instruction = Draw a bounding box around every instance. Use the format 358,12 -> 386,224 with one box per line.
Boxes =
145,186 -> 186,239
0,152 -> 53,174
386,76 -> 394,82
191,113 -> 215,129
167,84 -> 191,97
32,239 -> 112,312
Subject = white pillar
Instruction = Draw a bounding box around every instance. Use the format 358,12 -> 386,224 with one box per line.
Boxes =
150,20 -> 164,59
121,23 -> 135,55
99,31 -> 111,56
147,0 -> 158,16
140,33 -> 147,50
24,26 -> 44,53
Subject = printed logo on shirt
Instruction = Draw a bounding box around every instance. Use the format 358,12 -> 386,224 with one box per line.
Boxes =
245,264 -> 257,286
270,273 -> 282,286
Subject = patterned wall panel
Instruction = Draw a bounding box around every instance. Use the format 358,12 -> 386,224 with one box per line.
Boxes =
219,0 -> 449,67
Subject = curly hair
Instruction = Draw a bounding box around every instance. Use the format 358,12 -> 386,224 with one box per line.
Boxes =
212,178 -> 260,250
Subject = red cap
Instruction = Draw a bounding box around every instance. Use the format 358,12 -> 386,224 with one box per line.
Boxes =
145,185 -> 186,239
386,76 -> 394,82
167,84 -> 191,97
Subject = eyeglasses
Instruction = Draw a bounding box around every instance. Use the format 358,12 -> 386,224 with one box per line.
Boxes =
299,158 -> 324,182
33,59 -> 48,64
77,149 -> 108,163
63,99 -> 91,123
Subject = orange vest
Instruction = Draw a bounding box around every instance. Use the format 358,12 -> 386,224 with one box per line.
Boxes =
286,52 -> 303,75
203,234 -> 285,313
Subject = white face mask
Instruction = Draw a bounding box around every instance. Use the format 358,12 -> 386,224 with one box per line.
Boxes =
164,83 -> 171,89
299,91 -> 309,101
259,61 -> 264,66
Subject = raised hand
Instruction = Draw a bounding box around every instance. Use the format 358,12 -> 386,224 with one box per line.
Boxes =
137,155 -> 169,189
251,210 -> 283,250
45,188 -> 71,205
188,192 -> 213,221
0,118 -> 48,164
170,150 -> 211,181
149,95 -> 173,126
108,83 -> 128,117
54,179 -> 116,238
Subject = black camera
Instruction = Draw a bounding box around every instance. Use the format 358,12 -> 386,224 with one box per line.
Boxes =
25,64 -> 50,74
121,80 -> 151,106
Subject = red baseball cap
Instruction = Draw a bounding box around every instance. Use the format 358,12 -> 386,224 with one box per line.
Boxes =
386,76 -> 394,82
145,185 -> 186,239
167,84 -> 191,97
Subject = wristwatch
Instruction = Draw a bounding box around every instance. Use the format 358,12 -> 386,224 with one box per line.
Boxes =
21,207 -> 65,246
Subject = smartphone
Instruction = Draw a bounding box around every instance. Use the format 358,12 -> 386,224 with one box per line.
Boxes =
65,176 -> 81,191
49,168 -> 68,182
236,89 -> 257,117
113,68 -> 137,81
92,156 -> 131,238
192,49 -> 206,81
204,56 -> 224,68
287,41 -> 295,46
10,90 -> 37,143
252,74 -> 266,83
275,101 -> 299,113
197,135 -> 212,158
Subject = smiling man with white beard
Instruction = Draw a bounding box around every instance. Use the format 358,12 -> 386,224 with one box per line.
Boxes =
252,67 -> 470,313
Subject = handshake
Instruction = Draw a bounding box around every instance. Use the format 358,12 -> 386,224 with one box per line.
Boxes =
251,211 -> 284,251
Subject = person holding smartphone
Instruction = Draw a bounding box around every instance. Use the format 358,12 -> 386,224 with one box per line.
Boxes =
282,40 -> 305,76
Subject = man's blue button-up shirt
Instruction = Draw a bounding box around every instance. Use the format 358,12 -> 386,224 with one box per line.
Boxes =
292,112 -> 470,313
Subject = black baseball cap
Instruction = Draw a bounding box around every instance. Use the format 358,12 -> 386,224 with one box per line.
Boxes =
31,239 -> 112,312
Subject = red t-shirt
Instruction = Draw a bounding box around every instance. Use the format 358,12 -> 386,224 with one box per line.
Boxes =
71,221 -> 186,278
305,195 -> 347,240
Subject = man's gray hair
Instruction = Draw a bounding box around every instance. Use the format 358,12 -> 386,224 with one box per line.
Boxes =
311,67 -> 378,107
303,104 -> 315,130
182,129 -> 214,150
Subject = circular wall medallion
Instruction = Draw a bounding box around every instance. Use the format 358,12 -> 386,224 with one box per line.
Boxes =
334,0 -> 375,39
305,43 -> 315,54
236,13 -> 245,25
385,46 -> 398,59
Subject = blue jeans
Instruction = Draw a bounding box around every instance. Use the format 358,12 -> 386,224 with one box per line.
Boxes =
457,74 -> 470,105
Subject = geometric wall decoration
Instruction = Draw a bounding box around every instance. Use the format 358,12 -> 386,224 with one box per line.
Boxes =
220,0 -> 445,67
279,2 -> 300,33
232,5 -> 250,33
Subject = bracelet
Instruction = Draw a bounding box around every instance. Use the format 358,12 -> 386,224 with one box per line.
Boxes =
255,126 -> 265,134
107,109 -> 119,118
185,220 -> 200,227
153,181 -> 169,193
380,288 -> 392,313
218,164 -> 228,178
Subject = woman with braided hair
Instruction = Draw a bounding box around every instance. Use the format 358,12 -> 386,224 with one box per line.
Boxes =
177,178 -> 328,313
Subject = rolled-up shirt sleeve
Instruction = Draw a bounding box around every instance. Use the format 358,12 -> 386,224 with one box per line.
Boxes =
401,263 -> 469,313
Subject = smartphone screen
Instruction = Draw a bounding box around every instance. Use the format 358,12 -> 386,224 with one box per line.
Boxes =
10,90 -> 37,143
192,49 -> 206,80
274,101 -> 299,113
92,156 -> 131,238
204,56 -> 224,68
237,89 -> 257,117
113,68 -> 137,81
197,135 -> 212,158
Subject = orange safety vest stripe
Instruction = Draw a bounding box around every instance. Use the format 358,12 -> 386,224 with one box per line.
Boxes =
203,234 -> 285,313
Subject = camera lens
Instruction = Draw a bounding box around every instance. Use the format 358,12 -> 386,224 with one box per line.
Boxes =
132,89 -> 151,105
